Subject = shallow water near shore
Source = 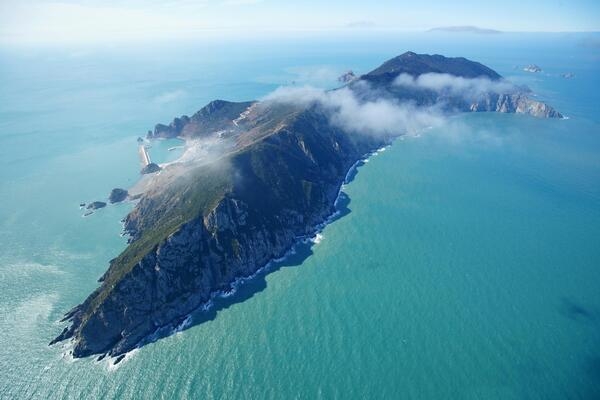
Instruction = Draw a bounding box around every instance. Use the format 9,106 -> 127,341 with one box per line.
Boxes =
1,32 -> 600,399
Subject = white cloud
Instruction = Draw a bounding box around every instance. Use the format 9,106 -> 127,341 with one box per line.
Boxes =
0,0 -> 596,44
394,72 -> 518,99
154,90 -> 186,104
285,65 -> 345,86
263,84 -> 445,136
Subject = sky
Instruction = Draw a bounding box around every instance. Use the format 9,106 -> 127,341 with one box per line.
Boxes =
0,0 -> 599,44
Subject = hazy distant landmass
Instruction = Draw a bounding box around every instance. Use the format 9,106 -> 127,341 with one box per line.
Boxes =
524,64 -> 543,73
51,51 -> 561,361
428,26 -> 502,34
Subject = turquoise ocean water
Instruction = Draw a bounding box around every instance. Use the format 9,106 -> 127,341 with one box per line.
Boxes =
1,32 -> 599,399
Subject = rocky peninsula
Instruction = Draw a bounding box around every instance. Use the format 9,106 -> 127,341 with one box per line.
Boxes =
51,52 -> 562,359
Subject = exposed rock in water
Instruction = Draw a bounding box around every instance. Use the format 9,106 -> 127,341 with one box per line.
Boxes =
109,188 -> 128,203
86,201 -> 106,210
113,354 -> 126,365
52,51 -> 564,358
140,163 -> 161,174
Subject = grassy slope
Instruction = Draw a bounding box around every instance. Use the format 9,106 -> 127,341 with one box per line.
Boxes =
87,164 -> 233,316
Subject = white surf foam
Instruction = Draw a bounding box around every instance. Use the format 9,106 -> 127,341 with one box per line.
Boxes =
312,233 -> 324,244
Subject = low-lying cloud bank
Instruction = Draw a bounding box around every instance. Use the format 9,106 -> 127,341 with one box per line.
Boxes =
263,84 -> 445,136
394,73 -> 519,98
154,89 -> 186,104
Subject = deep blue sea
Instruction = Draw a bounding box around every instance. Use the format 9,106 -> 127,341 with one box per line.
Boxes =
1,32 -> 599,399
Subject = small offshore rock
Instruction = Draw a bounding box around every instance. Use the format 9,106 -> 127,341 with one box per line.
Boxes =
109,188 -> 128,203
86,201 -> 107,210
141,162 -> 161,175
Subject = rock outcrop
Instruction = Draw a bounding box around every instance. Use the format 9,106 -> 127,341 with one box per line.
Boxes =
469,92 -> 563,118
108,188 -> 128,203
140,163 -> 161,174
147,100 -> 255,139
86,201 -> 106,210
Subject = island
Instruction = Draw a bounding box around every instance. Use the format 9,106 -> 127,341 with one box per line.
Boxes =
51,52 -> 562,360
86,201 -> 106,210
428,26 -> 501,34
109,188 -> 129,203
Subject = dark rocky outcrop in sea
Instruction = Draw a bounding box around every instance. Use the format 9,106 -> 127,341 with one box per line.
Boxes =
86,201 -> 106,210
109,188 -> 128,203
52,52 -> 563,359
140,163 -> 161,174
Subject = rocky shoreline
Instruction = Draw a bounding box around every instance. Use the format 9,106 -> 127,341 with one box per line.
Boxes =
88,143 -> 384,365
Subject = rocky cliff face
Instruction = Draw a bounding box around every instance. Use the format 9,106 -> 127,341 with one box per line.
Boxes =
148,100 -> 255,139
55,103 -> 385,358
52,52 -> 562,359
60,206 -> 300,357
469,93 -> 563,118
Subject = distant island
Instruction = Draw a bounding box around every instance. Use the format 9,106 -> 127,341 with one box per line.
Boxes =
428,26 -> 502,34
51,52 -> 562,361
524,64 -> 543,73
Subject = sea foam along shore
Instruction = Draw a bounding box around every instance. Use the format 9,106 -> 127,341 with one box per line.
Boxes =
96,140 -> 394,366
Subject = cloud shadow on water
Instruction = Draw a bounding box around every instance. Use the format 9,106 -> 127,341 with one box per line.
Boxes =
560,297 -> 596,322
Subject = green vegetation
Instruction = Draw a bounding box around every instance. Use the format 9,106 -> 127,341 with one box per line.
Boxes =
86,162 -> 233,318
